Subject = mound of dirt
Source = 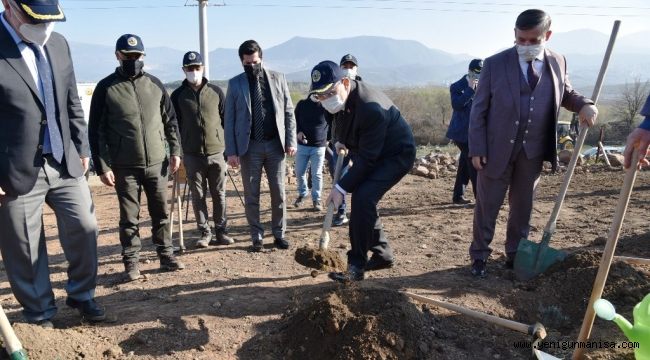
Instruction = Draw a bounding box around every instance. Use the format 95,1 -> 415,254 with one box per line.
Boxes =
294,245 -> 345,271
278,285 -> 436,360
509,250 -> 650,330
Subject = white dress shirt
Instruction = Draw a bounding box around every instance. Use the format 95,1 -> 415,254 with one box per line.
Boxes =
518,51 -> 544,83
1,12 -> 44,102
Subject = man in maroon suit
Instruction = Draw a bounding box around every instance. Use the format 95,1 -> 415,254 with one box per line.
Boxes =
468,9 -> 598,277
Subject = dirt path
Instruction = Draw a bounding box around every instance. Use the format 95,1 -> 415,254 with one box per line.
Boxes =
0,165 -> 648,359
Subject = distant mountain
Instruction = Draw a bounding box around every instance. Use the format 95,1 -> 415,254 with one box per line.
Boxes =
68,32 -> 650,93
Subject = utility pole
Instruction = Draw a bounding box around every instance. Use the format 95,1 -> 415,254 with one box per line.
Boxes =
198,0 -> 209,79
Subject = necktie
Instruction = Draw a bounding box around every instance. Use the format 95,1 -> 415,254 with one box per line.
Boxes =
527,60 -> 540,91
28,43 -> 64,163
250,75 -> 265,141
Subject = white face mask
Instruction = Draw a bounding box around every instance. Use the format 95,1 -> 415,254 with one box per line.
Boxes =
19,22 -> 55,47
320,94 -> 345,114
185,70 -> 203,85
517,43 -> 545,62
343,68 -> 357,79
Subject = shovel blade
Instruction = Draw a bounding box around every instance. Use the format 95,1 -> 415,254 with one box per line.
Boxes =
514,237 -> 567,281
534,349 -> 561,360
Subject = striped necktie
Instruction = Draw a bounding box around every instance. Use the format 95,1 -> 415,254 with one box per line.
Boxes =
28,43 -> 64,163
250,75 -> 265,141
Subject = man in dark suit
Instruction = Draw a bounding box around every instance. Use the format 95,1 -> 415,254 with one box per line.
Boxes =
468,9 -> 598,277
447,59 -> 482,205
309,61 -> 416,282
0,0 -> 105,327
224,40 -> 297,252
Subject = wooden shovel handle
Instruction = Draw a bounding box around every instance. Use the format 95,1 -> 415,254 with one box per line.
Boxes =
572,146 -> 637,359
404,292 -> 546,339
543,20 -> 620,237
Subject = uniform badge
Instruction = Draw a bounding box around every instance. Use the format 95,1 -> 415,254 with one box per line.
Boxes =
311,70 -> 321,83
189,53 -> 196,60
127,37 -> 138,47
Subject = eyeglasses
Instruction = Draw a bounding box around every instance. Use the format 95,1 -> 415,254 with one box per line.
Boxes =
311,82 -> 341,101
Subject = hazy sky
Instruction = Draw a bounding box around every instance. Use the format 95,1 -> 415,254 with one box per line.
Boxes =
52,0 -> 650,57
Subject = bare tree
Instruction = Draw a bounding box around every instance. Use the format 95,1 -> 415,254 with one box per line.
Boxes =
615,76 -> 650,130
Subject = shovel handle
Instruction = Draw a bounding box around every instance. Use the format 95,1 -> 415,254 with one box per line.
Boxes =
404,292 -> 546,339
572,147 -> 637,360
543,20 -> 620,237
319,149 -> 347,249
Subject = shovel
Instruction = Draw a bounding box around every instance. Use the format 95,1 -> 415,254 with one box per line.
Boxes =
403,292 -> 559,359
319,148 -> 347,249
572,148 -> 640,360
514,20 -> 620,281
0,304 -> 28,359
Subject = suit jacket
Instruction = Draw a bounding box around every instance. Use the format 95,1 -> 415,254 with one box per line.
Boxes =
0,23 -> 87,197
224,68 -> 296,157
335,81 -> 416,193
468,47 -> 592,178
446,75 -> 475,143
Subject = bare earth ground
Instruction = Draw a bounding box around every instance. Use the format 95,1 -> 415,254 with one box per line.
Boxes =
0,164 -> 649,360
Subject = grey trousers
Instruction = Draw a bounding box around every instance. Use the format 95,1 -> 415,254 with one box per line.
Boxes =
239,139 -> 286,241
0,156 -> 98,322
470,149 -> 543,261
183,153 -> 228,234
113,162 -> 173,262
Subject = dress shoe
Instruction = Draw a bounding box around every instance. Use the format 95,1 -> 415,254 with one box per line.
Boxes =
65,298 -> 106,322
273,237 -> 290,249
365,256 -> 395,271
471,259 -> 487,278
504,257 -> 515,269
160,255 -> 185,271
453,197 -> 473,205
250,240 -> 263,252
329,264 -> 365,283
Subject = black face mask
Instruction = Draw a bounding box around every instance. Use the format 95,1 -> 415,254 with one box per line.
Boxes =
243,63 -> 263,77
121,59 -> 144,78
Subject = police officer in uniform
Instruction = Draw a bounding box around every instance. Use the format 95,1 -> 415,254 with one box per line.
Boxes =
309,61 -> 416,282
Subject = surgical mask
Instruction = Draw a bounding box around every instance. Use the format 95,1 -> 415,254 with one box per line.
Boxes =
320,94 -> 345,114
467,72 -> 480,82
244,63 -> 263,77
19,21 -> 55,46
343,68 -> 357,79
121,59 -> 144,78
517,43 -> 545,62
185,70 -> 203,85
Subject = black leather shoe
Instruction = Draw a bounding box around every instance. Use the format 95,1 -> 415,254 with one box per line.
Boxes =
453,197 -> 473,205
250,240 -> 263,252
471,259 -> 487,278
273,237 -> 290,249
329,265 -> 365,283
365,256 -> 395,271
65,298 -> 106,322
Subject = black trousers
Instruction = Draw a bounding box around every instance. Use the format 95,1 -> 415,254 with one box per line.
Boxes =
452,141 -> 477,201
113,162 -> 173,262
347,149 -> 415,268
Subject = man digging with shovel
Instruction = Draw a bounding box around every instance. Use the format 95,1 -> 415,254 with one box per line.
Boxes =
468,9 -> 598,278
308,61 -> 416,282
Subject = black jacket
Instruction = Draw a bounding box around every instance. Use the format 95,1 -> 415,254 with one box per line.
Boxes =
334,81 -> 416,193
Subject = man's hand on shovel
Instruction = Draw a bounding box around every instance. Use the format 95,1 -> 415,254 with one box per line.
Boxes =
624,129 -> 650,169
578,104 -> 598,127
327,187 -> 344,209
